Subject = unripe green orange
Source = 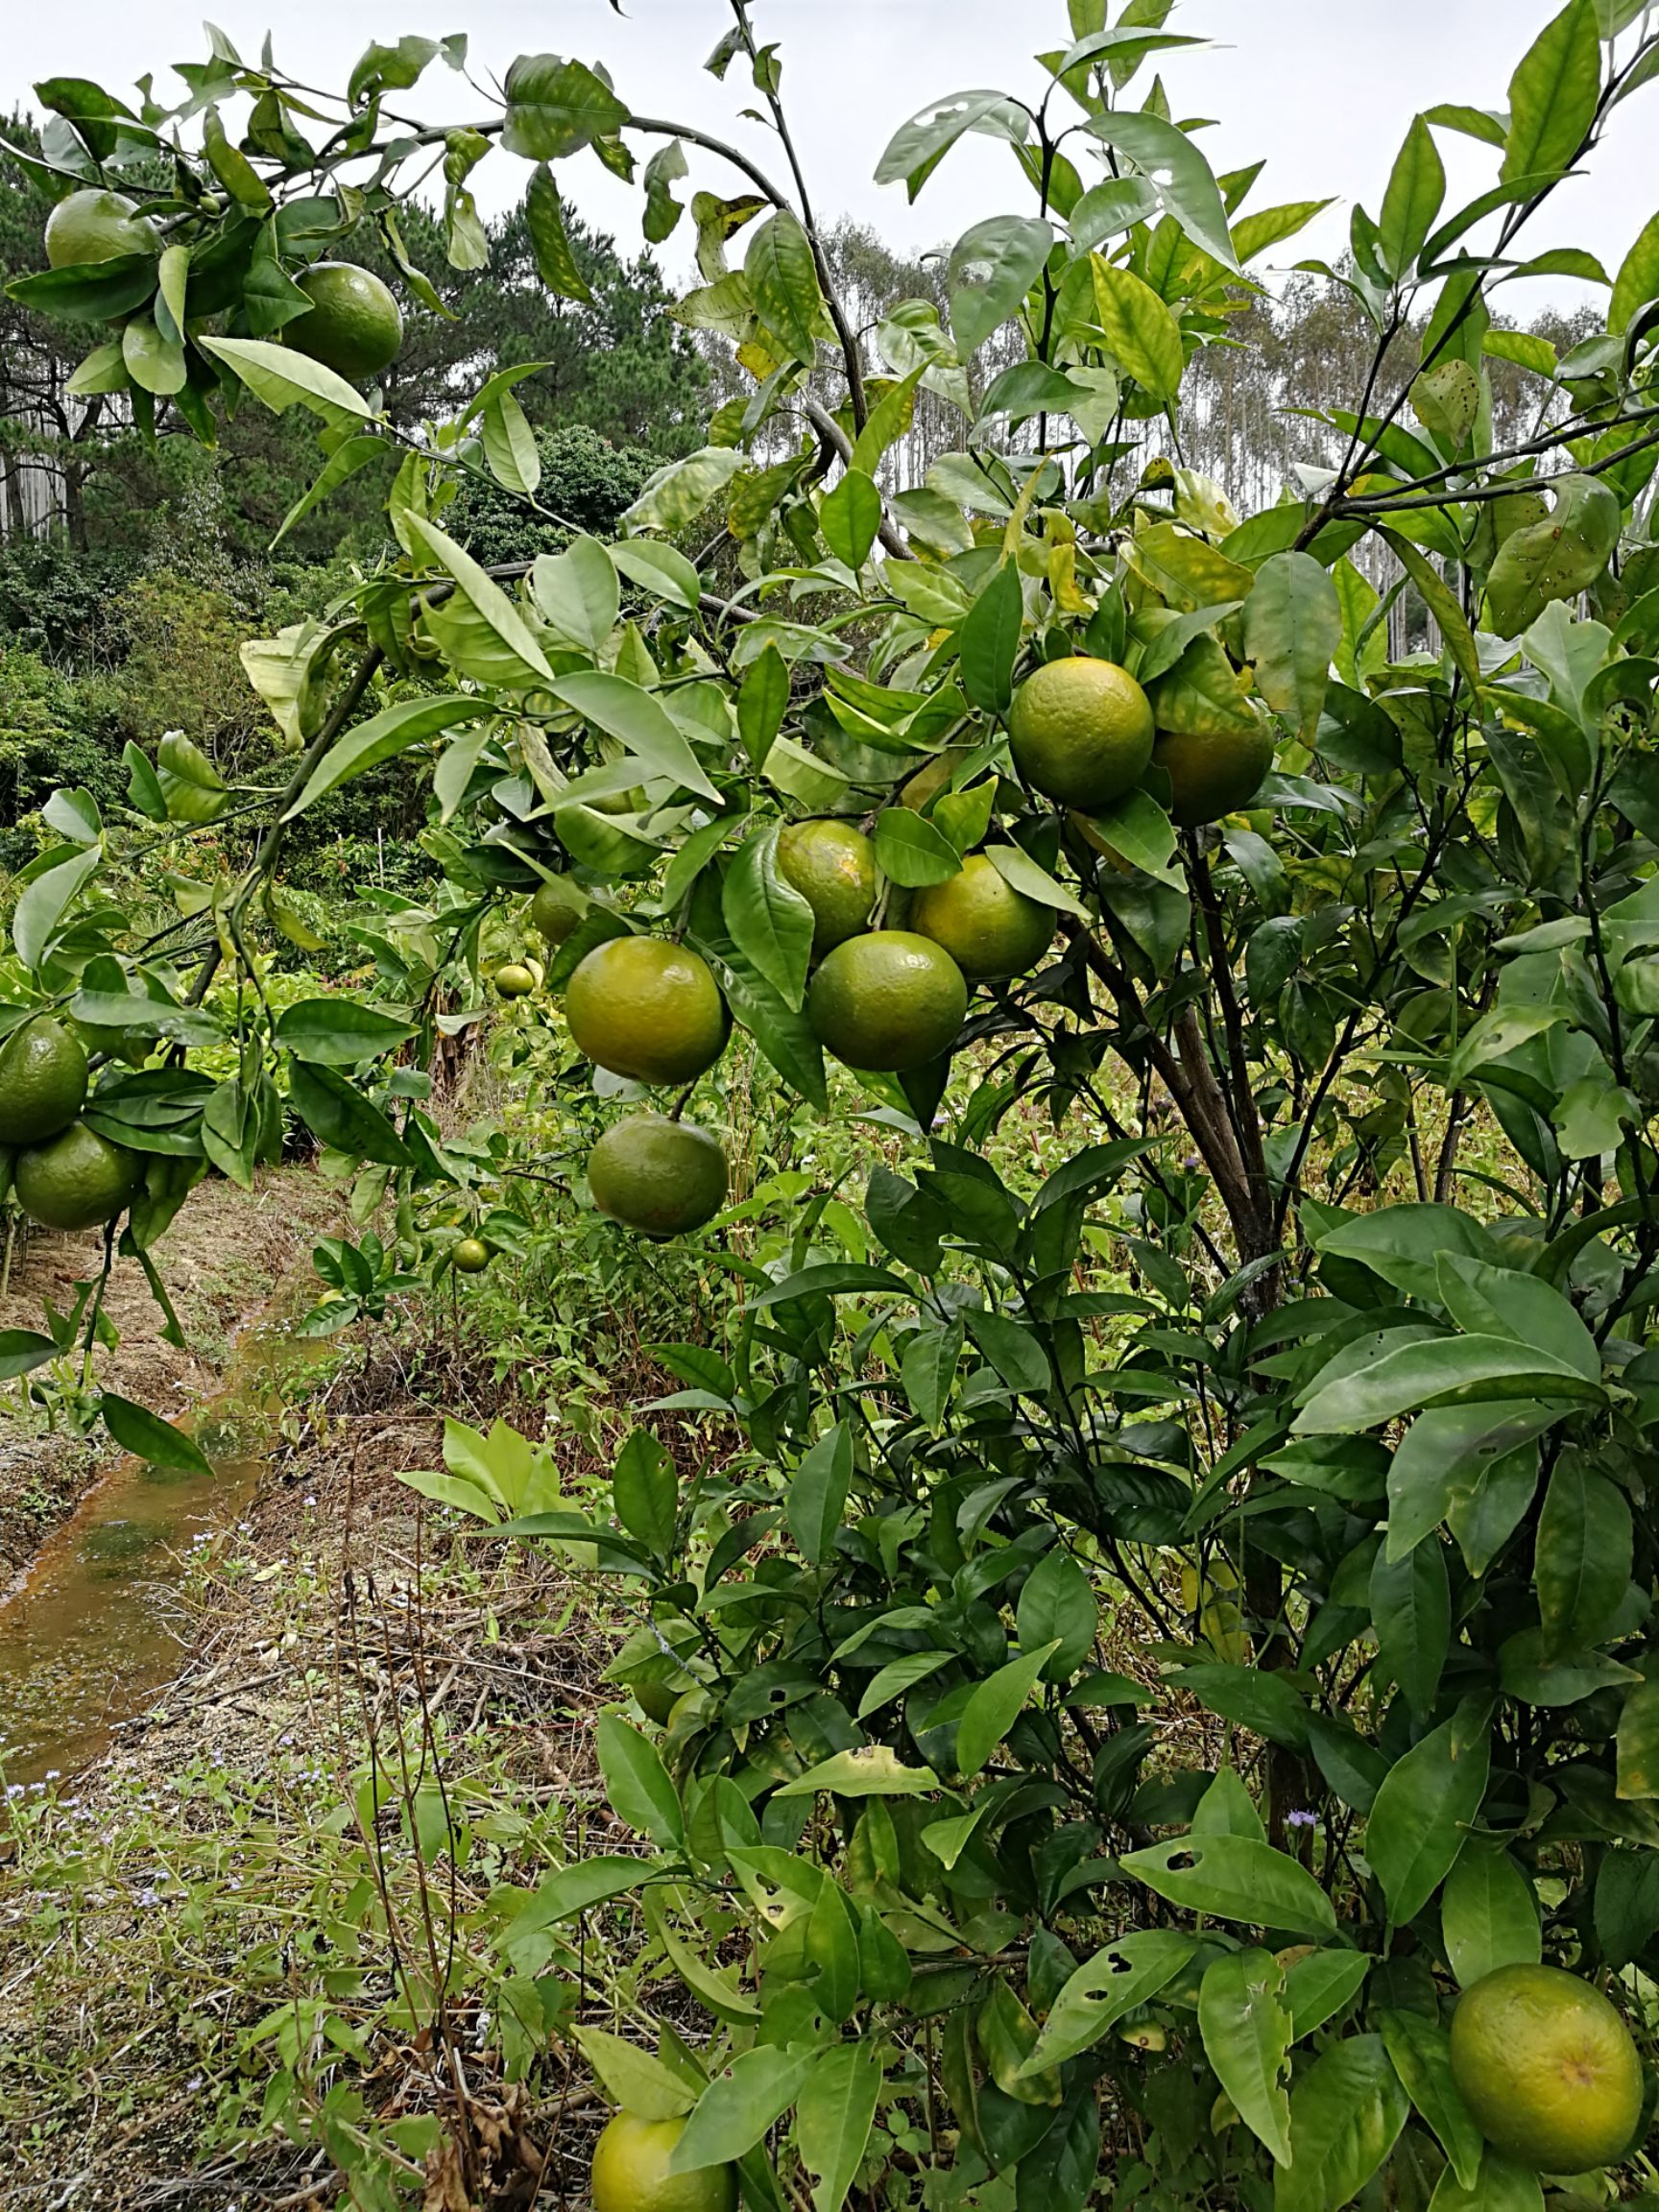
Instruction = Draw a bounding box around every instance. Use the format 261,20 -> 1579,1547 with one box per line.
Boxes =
806,931 -> 968,1071
590,2112 -> 736,2212
909,854 -> 1054,980
1008,658 -> 1155,809
776,819 -> 878,956
14,1123 -> 141,1232
1450,1963 -> 1643,2174
44,188 -> 159,267
1152,719 -> 1276,828
0,1016 -> 88,1146
566,940 -> 729,1087
588,1116 -> 729,1238
453,1238 -> 491,1274
285,262 -> 403,383
531,876 -> 588,948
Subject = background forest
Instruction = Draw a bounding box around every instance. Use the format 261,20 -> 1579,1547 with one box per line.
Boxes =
0,120 -> 1596,868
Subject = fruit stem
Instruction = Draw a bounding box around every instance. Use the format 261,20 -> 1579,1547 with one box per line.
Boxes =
668,1086 -> 694,1123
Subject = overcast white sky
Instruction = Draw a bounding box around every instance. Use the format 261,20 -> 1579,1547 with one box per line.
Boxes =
5,0 -> 1655,316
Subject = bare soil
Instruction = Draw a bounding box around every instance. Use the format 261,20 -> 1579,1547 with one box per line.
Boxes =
0,1339 -> 623,2209
0,1168 -> 342,1582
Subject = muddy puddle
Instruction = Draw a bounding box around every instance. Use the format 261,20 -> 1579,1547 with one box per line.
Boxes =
0,1317 -> 304,1790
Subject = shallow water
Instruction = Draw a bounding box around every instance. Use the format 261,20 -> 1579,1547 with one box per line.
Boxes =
0,1321 -> 299,1790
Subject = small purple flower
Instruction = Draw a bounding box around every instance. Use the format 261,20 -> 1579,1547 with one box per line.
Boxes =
1286,1808 -> 1318,1829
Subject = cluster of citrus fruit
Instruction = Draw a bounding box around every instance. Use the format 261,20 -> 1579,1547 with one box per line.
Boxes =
0,1015 -> 141,1235
489,654 -> 1276,1241
1007,653 -> 1275,829
44,188 -> 403,386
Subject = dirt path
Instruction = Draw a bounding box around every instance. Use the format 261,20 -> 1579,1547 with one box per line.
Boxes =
0,1168 -> 341,1581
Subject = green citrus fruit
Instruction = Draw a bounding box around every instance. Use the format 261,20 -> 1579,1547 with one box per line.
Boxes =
591,2113 -> 736,2212
807,931 -> 968,1071
0,1016 -> 89,1145
285,262 -> 403,383
531,877 -> 588,948
777,819 -> 878,956
494,962 -> 537,999
44,188 -> 160,268
592,784 -> 648,816
1153,719 -> 1276,828
453,1238 -> 491,1274
14,1123 -> 141,1233
1008,658 -> 1155,810
588,1116 -> 729,1238
566,939 -> 730,1086
909,854 -> 1054,980
1450,1963 -> 1643,2174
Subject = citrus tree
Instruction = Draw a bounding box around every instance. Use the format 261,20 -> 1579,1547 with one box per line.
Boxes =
9,1 -> 1659,2204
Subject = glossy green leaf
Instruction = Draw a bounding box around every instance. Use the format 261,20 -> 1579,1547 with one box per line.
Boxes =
286,697 -> 491,819
1296,1334 -> 1601,1434
723,825 -> 814,1010
1503,0 -> 1602,184
1534,1456 -> 1631,1655
1240,551 -> 1342,739
958,560 -> 1024,714
1017,1549 -> 1097,1682
1364,1700 -> 1492,1930
877,90 -> 1029,198
596,1714 -> 684,1848
201,335 -> 373,431
985,842 -> 1091,920
1274,2034 -> 1409,2212
1616,1675 -> 1659,1799
501,54 -> 627,159
286,1060 -> 414,1168
1379,115 -> 1447,276
1084,109 -> 1239,272
1440,1848 -> 1540,1987
12,845 -> 102,970
1485,475 -> 1621,637
102,1392 -> 211,1476
1122,1834 -> 1336,1936
796,2041 -> 883,2212
274,998 -> 415,1066
786,1420 -> 854,1566
1091,255 -> 1184,400
1020,1931 -> 1198,2073
551,670 -> 719,802
1198,1950 -> 1292,2165
955,1641 -> 1060,1777
745,208 -> 824,362
1377,2010 -> 1483,2191
821,469 -> 884,571
949,214 -> 1054,356
1370,1538 -> 1450,1722
613,1427 -> 676,1558
530,536 -> 617,654
624,446 -> 747,534
1282,1948 -> 1370,2039
572,2025 -> 696,2121
669,2045 -> 818,2172
1427,2150 -> 1545,2212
